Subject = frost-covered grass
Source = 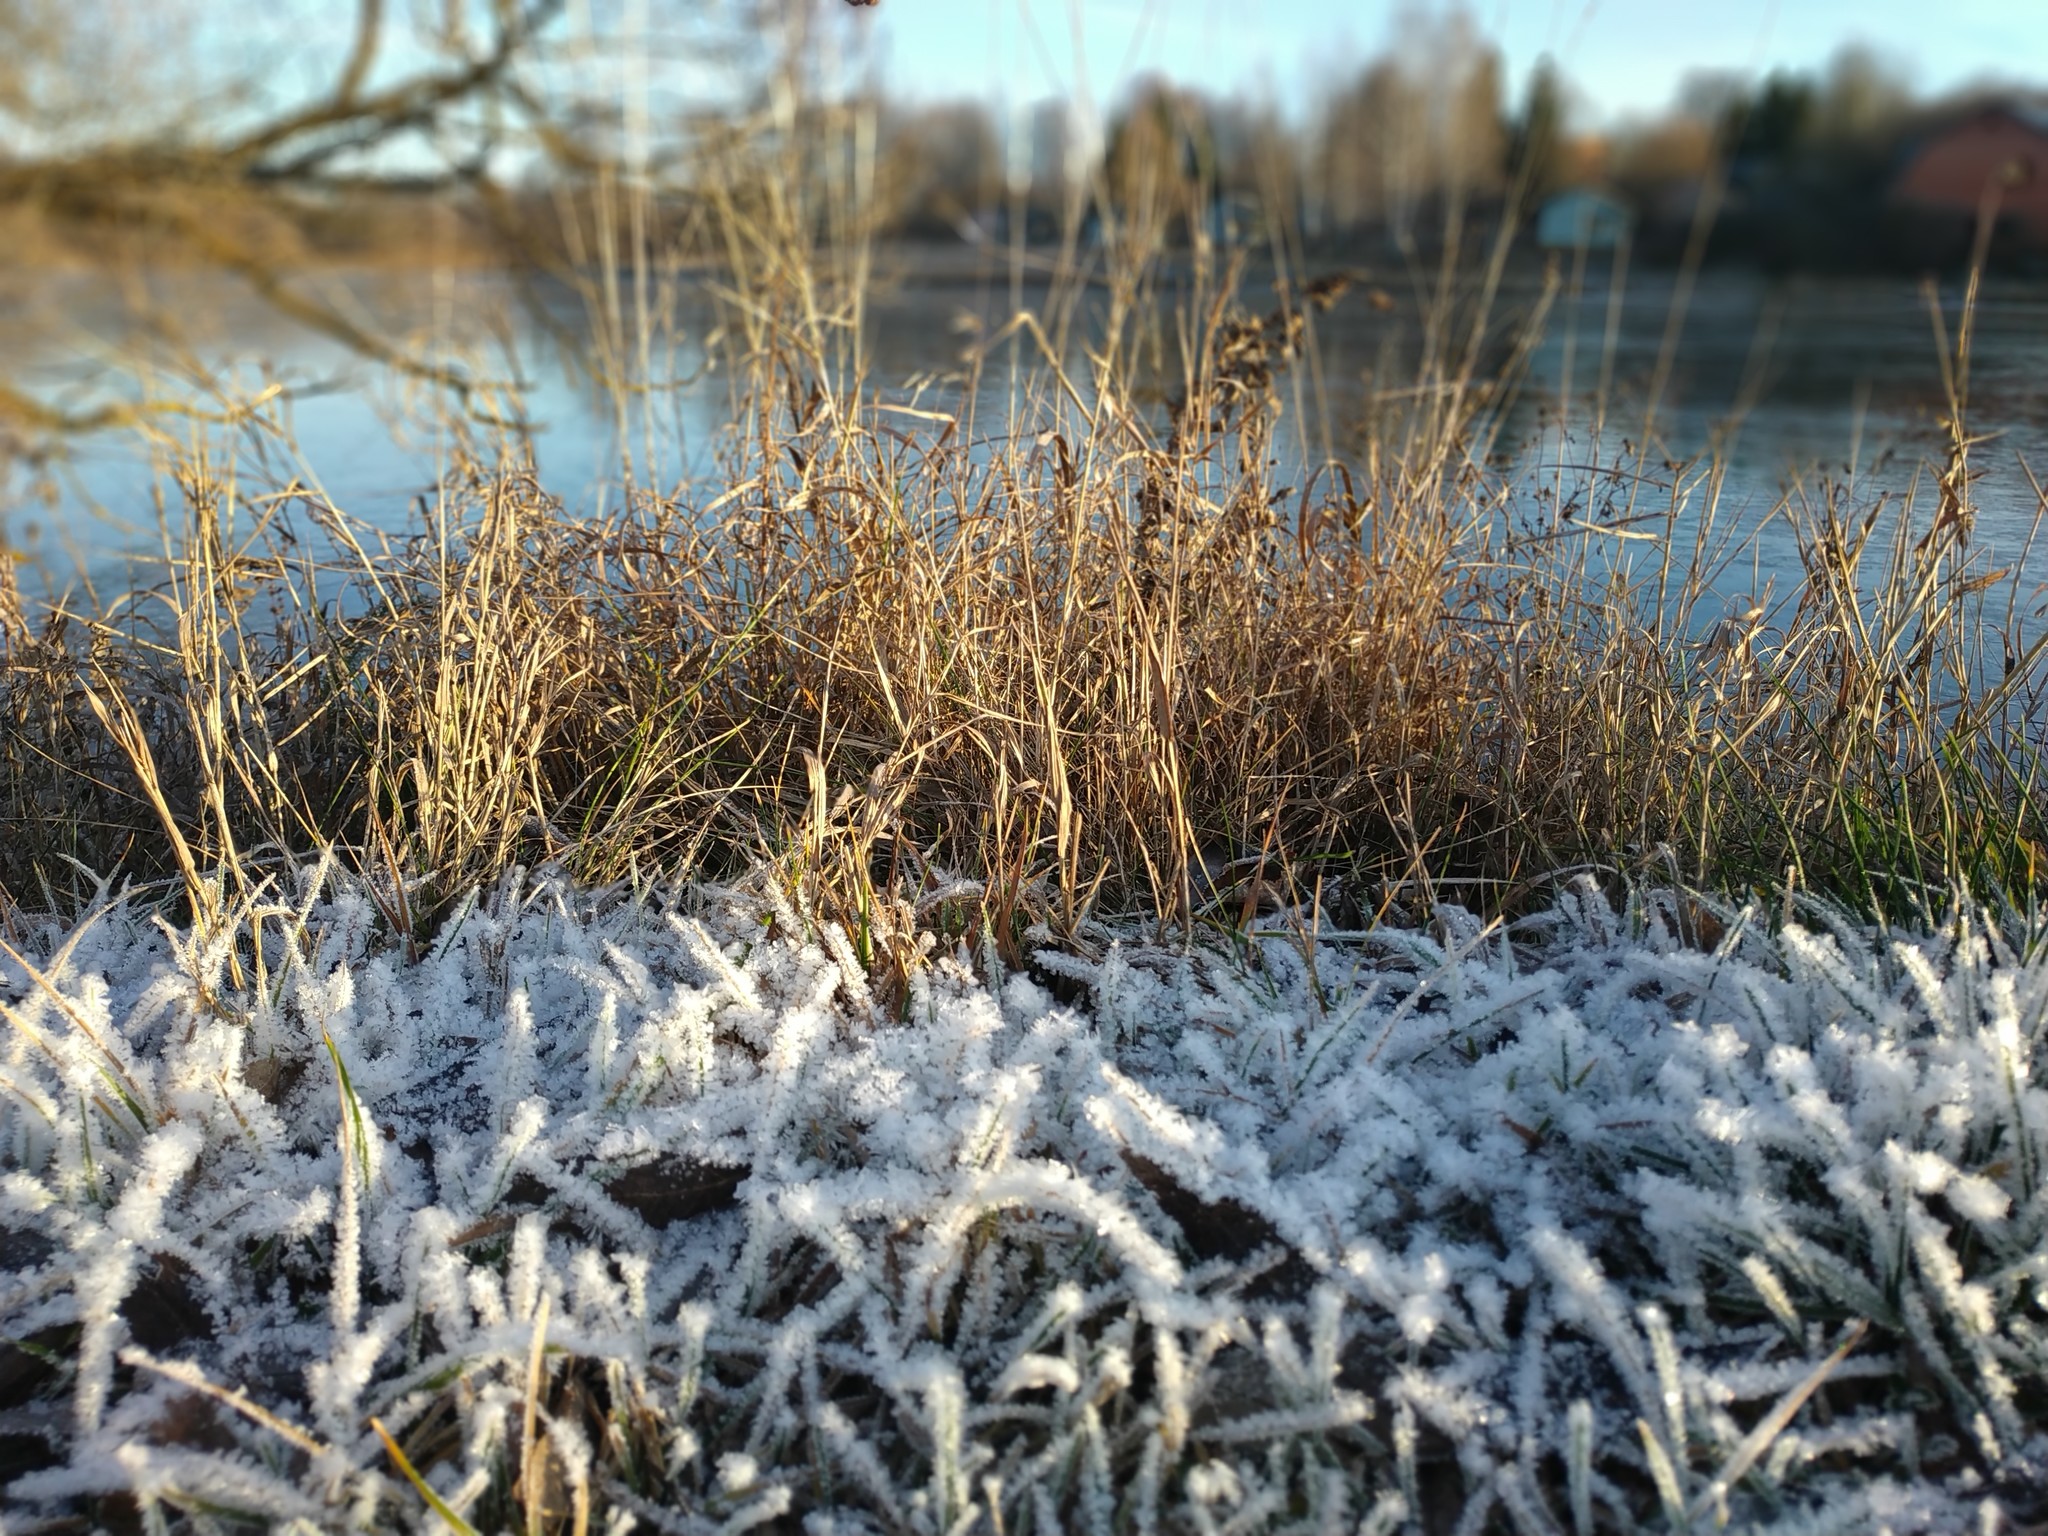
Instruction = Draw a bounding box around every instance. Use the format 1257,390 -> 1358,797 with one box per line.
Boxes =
2,862 -> 2047,1533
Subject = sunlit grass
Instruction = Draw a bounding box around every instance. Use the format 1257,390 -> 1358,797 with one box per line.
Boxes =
2,70 -> 2045,954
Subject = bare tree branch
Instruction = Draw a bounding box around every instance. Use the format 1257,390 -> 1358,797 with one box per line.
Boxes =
0,0 -> 595,441
225,0 -> 565,178
333,0 -> 387,108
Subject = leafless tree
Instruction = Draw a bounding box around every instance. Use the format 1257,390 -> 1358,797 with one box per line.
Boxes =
3,1 -> 587,421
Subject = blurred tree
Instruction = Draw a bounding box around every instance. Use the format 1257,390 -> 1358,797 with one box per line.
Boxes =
1212,99 -> 1297,243
1306,4 -> 1503,243
1311,57 -> 1416,233
1735,72 -> 1817,164
1444,28 -> 1506,196
1810,43 -> 1913,147
1507,56 -> 1569,203
878,99 -> 1001,239
1104,76 -> 1215,245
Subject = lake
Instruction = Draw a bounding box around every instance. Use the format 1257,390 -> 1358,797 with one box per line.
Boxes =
4,255 -> 2046,617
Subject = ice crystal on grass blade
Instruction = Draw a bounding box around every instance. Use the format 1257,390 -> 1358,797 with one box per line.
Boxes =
1,871 -> 2046,1530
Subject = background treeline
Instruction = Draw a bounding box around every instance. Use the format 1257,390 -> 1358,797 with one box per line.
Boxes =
872,16 -> 2037,271
0,1 -> 2034,279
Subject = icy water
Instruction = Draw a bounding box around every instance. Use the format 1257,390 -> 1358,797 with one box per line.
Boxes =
4,256 -> 2046,612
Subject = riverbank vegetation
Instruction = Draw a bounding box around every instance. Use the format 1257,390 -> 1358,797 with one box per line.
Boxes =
4,69 -> 2045,949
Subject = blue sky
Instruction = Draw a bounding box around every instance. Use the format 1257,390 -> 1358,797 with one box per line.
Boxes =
853,0 -> 2046,123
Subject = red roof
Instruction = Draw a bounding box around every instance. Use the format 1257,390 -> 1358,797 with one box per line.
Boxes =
1891,105 -> 2048,241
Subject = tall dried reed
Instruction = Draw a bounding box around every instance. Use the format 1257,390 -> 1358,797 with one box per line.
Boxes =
2,79 -> 2044,957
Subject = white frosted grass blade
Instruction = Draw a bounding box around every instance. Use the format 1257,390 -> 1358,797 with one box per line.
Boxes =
1637,1416 -> 1690,1531
1565,1400 -> 1594,1536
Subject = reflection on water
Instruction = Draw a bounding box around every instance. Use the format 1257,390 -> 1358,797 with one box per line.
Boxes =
4,259 -> 2046,616
1504,271 -> 2048,599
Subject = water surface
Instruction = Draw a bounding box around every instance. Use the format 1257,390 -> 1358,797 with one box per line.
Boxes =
4,257 -> 2044,619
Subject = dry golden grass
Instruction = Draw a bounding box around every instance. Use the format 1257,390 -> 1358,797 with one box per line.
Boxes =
3,112 -> 2046,953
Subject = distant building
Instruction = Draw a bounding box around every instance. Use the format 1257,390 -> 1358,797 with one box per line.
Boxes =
1534,187 -> 1632,251
1890,103 -> 2048,249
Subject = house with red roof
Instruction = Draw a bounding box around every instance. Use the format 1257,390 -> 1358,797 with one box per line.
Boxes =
1890,102 -> 2048,255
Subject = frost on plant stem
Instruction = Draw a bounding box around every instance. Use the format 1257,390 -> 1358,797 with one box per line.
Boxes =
0,868 -> 2045,1532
